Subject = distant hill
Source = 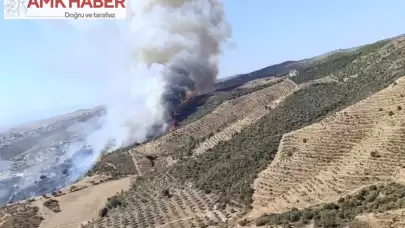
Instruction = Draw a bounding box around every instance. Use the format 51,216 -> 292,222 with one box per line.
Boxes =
215,61 -> 301,92
215,34 -> 405,92
1,34 -> 405,228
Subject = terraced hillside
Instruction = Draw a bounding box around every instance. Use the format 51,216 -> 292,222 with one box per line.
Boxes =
251,76 -> 405,216
130,78 -> 299,174
85,174 -> 242,228
1,35 -> 405,228
171,36 -> 404,207
74,36 -> 405,227
237,77 -> 280,89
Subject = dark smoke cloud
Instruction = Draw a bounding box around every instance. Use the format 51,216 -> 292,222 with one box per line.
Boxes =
61,0 -> 230,181
131,0 -> 231,128
0,1 -> 231,204
162,55 -> 218,120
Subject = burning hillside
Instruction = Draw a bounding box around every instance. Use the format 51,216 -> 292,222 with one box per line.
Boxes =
168,89 -> 199,131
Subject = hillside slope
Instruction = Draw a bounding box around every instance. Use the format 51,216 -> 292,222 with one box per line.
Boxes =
1,35 -> 405,228
130,78 -> 299,175
252,76 -> 405,216
0,107 -> 104,205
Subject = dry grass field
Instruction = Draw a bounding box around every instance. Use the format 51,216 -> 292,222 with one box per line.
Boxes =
36,177 -> 132,228
0,175 -> 132,228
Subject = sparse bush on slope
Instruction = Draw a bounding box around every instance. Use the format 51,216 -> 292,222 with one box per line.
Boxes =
87,150 -> 137,179
82,37 -> 405,228
170,83 -> 349,206
255,182 -> 405,227
291,39 -> 392,84
178,80 -> 282,126
170,38 -> 405,207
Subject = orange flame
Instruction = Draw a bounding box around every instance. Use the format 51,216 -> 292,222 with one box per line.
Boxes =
168,90 -> 196,132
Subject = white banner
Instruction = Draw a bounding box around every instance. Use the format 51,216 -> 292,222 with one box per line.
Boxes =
4,0 -> 127,19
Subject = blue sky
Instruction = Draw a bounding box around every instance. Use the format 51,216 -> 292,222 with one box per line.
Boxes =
0,0 -> 404,128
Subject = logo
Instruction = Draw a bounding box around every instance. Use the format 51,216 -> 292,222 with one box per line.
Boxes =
4,0 -> 127,19
4,0 -> 28,17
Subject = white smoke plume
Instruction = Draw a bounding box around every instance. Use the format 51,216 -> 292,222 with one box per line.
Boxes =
99,0 -> 230,144
67,0 -> 231,179
0,1 -> 230,203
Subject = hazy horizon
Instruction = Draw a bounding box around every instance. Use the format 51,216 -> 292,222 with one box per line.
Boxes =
1,0 -> 405,129
0,32 -> 398,130
2,33 -> 402,129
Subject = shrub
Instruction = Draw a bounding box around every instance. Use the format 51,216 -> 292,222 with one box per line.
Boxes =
397,106 -> 402,111
107,196 -> 122,209
388,111 -> 395,116
323,203 -> 339,210
289,211 -> 302,222
317,210 -> 338,227
70,186 -> 77,192
255,216 -> 270,226
301,209 -> 314,221
370,151 -> 380,158
162,188 -> 171,198
366,191 -> 378,202
145,155 -> 157,167
43,199 -> 61,213
369,185 -> 377,191
238,219 -> 248,226
99,207 -> 108,217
